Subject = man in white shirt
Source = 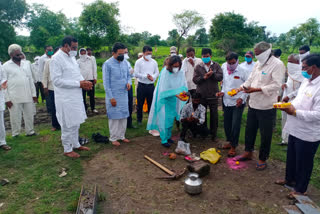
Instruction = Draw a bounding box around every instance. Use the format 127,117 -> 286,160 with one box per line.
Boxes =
134,45 -> 159,125
216,52 -> 249,157
2,44 -> 37,137
31,56 -> 40,84
298,45 -> 310,63
42,47 -> 60,131
38,45 -> 53,104
276,54 -> 320,198
235,41 -> 285,170
50,36 -> 92,158
0,63 -> 10,150
239,51 -> 256,73
279,54 -> 303,145
77,48 -> 98,113
181,47 -> 202,98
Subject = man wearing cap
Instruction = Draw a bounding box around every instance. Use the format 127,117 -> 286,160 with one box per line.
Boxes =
240,51 -> 255,73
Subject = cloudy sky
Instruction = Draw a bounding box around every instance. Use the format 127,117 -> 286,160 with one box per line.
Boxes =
20,0 -> 320,39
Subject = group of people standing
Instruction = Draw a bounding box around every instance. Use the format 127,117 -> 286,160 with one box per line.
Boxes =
1,36 -> 319,199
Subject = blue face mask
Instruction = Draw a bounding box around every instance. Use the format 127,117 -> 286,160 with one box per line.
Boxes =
245,57 -> 252,63
302,71 -> 312,79
202,57 -> 211,64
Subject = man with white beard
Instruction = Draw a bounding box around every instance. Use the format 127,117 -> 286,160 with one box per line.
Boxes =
50,36 -> 93,158
234,41 -> 285,171
279,54 -> 303,145
2,44 -> 37,137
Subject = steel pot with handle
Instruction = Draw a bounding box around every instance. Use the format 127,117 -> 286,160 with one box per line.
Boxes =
184,173 -> 202,195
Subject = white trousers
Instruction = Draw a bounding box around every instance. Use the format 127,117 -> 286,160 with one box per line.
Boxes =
0,111 -> 7,146
281,111 -> 289,143
9,102 -> 35,136
61,124 -> 81,153
108,118 -> 127,142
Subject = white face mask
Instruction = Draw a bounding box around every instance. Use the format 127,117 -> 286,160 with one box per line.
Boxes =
69,50 -> 77,57
124,53 -> 129,60
171,53 -> 177,56
299,51 -> 310,61
287,62 -> 303,81
80,54 -> 87,61
256,48 -> 272,65
172,67 -> 179,73
145,55 -> 152,60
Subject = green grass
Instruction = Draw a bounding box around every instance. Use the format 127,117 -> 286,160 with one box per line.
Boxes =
0,114 -> 149,213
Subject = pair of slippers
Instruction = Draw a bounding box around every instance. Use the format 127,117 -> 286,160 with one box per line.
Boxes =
234,155 -> 267,171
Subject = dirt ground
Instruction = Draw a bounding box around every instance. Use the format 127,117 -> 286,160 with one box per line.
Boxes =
83,136 -> 320,214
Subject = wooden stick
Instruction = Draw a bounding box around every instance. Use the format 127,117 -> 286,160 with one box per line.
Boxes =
144,155 -> 175,176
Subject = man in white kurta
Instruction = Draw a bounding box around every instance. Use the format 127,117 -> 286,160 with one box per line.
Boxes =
0,63 -> 10,150
280,54 -> 303,145
2,44 -> 37,137
50,36 -> 92,158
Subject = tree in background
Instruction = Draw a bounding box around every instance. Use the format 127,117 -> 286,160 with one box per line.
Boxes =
26,4 -> 68,49
167,29 -> 180,46
79,0 -> 120,50
194,28 -> 209,46
173,10 -> 205,53
0,0 -> 27,61
299,18 -> 320,46
210,12 -> 256,53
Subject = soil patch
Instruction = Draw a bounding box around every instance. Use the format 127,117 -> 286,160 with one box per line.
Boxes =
83,136 -> 320,214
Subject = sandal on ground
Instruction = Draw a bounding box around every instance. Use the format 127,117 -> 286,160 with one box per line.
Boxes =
0,145 -> 11,151
228,147 -> 236,157
222,143 -> 232,150
234,153 -> 253,161
274,180 -> 295,187
167,139 -> 175,144
112,141 -> 121,146
74,146 -> 90,151
287,191 -> 307,200
256,162 -> 267,171
122,139 -> 130,143
162,143 -> 171,148
64,151 -> 80,158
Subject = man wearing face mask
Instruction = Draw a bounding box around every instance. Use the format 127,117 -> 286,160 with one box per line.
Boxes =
276,54 -> 320,199
50,36 -> 92,158
124,47 -> 136,129
216,52 -> 249,157
234,41 -> 285,170
2,44 -> 37,137
134,46 -> 159,125
38,45 -> 53,104
193,48 -> 223,142
299,45 -> 310,63
279,54 -> 303,145
181,47 -> 202,98
240,51 -> 255,73
103,42 -> 131,146
77,48 -> 98,113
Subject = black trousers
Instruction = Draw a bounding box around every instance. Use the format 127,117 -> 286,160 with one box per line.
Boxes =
127,86 -> 133,127
223,105 -> 245,147
82,80 -> 95,111
137,82 -> 154,122
35,82 -> 45,102
286,135 -> 320,193
48,90 -> 60,129
180,121 -> 209,140
200,98 -> 218,139
244,107 -> 276,161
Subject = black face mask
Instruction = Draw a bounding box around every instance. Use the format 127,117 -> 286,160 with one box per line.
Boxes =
12,56 -> 22,62
117,54 -> 124,61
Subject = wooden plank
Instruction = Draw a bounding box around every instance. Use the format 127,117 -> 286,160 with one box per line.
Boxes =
283,205 -> 303,214
296,203 -> 320,214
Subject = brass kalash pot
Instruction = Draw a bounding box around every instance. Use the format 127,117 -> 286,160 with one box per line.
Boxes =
184,173 -> 202,195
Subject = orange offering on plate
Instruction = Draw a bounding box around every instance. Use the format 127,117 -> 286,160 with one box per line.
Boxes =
273,102 -> 291,108
227,89 -> 238,97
